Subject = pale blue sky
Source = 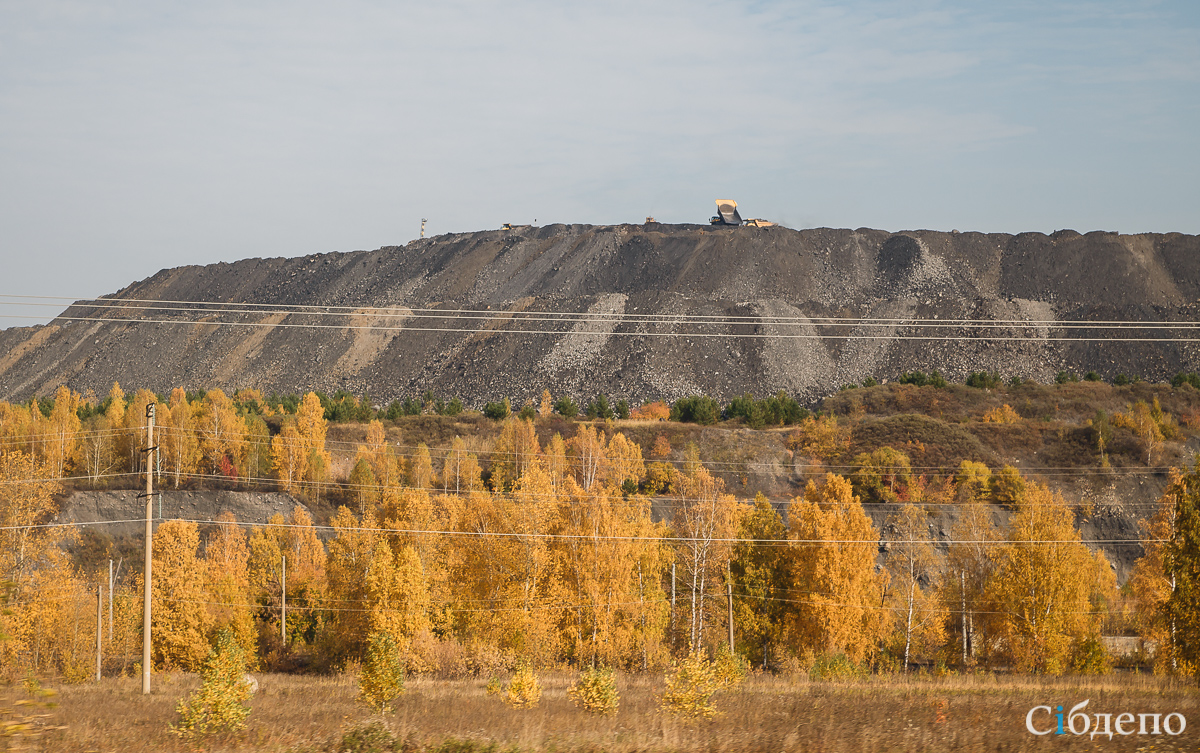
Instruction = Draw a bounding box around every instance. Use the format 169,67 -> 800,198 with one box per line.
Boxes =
1,1 -> 1197,322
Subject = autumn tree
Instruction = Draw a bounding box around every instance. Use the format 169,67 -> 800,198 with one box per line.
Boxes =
786,415 -> 851,463
147,520 -> 213,670
241,413 -> 273,485
883,504 -> 946,669
569,425 -> 608,491
1161,463 -> 1200,677
204,513 -> 256,661
295,392 -> 332,491
1130,468 -> 1184,674
326,506 -> 429,666
983,483 -> 1116,674
160,388 -> 201,488
729,494 -> 787,668
943,478 -> 1002,666
490,418 -> 540,492
74,412 -> 118,486
783,473 -> 887,664
850,447 -> 912,504
271,423 -> 308,492
672,464 -> 737,652
361,419 -> 403,489
0,450 -> 89,680
409,442 -> 434,491
450,466 -> 565,666
604,432 -> 645,490
955,461 -> 991,504
349,454 -> 378,513
248,507 -> 326,651
44,385 -> 81,479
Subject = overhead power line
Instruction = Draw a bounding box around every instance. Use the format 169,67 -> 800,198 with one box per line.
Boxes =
0,295 -> 1195,342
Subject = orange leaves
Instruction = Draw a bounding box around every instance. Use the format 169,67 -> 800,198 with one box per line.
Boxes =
981,404 -> 1020,424
784,473 -> 887,663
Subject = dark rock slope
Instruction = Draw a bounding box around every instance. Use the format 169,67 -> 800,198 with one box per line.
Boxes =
1,224 -> 1197,403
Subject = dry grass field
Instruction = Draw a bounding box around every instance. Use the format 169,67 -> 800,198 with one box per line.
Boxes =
8,671 -> 1196,752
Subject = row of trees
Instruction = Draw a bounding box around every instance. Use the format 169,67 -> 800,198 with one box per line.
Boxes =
1,424 -> 1196,682
0,384 -> 331,492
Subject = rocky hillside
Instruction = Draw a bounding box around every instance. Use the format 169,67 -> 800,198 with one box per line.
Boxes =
2,224 -> 1197,404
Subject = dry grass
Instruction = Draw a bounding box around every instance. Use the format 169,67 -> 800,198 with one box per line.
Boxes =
17,670 -> 1197,752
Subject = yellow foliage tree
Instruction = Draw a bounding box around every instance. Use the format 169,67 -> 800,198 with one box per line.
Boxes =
147,520 -> 213,670
490,419 -> 540,492
983,483 -> 1116,674
883,504 -> 946,669
1129,469 -> 1184,674
271,422 -> 308,492
199,389 -> 246,477
204,513 -> 256,662
295,392 -> 331,489
161,388 -> 201,488
672,465 -> 736,652
44,385 -> 81,479
784,473 -> 887,664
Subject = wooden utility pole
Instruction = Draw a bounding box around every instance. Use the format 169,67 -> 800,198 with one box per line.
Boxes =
727,581 -> 735,655
96,585 -> 103,681
670,562 -> 676,645
108,559 -> 114,641
281,555 -> 287,645
141,403 -> 155,695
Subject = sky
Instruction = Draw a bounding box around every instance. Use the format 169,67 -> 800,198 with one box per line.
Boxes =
1,0 -> 1198,323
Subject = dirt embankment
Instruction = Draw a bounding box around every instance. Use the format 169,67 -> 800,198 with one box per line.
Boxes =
0,225 -> 1196,406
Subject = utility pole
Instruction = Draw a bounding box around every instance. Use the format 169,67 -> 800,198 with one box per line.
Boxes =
727,581 -> 735,655
141,403 -> 155,695
96,585 -> 103,681
108,559 -> 114,641
670,562 -> 676,649
281,555 -> 287,646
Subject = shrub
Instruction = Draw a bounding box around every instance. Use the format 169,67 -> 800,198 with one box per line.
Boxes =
631,401 -> 670,421
725,391 -> 807,428
482,398 -> 512,421
1084,371 -> 1101,382
929,370 -> 948,388
585,394 -> 614,420
1071,636 -> 1112,675
808,652 -> 867,681
504,663 -> 541,708
485,676 -> 503,696
670,395 -> 720,425
554,396 -> 579,419
712,646 -> 748,690
568,666 -> 619,714
981,404 -> 1020,424
661,653 -> 720,719
898,371 -> 927,386
358,632 -> 405,713
1055,371 -> 1079,384
171,629 -> 253,740
861,376 -> 878,387
1114,373 -> 1131,386
517,403 -> 536,421
337,721 -> 405,753
850,447 -> 913,503
1172,372 -> 1200,389
616,399 -> 630,420
966,371 -> 1002,389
